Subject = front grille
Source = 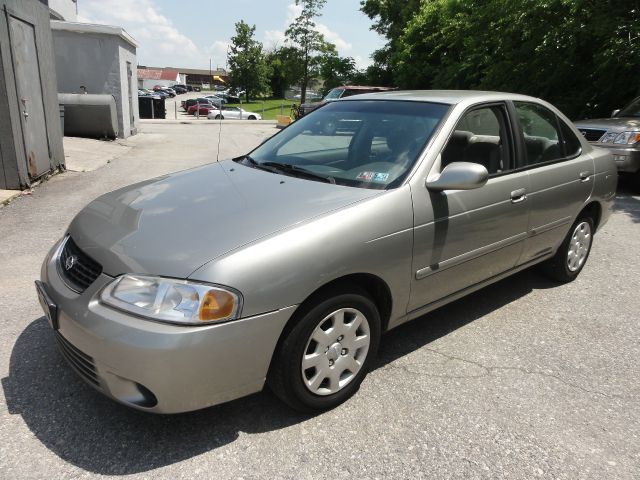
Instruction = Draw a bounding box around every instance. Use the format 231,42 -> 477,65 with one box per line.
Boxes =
55,332 -> 101,388
577,128 -> 607,142
58,237 -> 102,292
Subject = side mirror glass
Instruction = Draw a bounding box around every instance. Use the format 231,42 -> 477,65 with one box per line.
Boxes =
426,162 -> 489,192
611,109 -> 621,118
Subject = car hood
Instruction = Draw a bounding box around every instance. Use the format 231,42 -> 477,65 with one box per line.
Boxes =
68,160 -> 380,278
574,117 -> 640,132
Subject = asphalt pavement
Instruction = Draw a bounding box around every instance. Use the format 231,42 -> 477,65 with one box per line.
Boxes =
0,123 -> 638,479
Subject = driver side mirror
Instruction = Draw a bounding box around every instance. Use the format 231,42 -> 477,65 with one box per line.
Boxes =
611,109 -> 621,118
426,162 -> 489,192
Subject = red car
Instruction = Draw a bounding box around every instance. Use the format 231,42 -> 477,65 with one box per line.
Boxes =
187,104 -> 216,116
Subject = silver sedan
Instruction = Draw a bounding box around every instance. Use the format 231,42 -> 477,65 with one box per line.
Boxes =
574,96 -> 640,184
207,106 -> 262,120
36,91 -> 617,413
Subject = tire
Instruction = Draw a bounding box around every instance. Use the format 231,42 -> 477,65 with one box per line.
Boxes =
268,287 -> 381,412
542,215 -> 594,282
214,114 -> 223,120
248,115 -> 257,120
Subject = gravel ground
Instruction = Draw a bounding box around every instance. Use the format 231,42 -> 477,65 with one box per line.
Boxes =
0,124 -> 638,479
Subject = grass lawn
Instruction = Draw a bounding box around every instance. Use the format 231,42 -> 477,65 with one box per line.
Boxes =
225,99 -> 300,120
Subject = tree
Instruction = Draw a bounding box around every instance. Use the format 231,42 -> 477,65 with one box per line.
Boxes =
285,0 -> 329,104
361,0 -> 640,119
266,46 -> 305,98
319,47 -> 357,95
228,20 -> 271,102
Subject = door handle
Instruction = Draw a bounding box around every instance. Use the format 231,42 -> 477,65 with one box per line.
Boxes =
22,110 -> 29,118
579,171 -> 592,182
510,188 -> 527,204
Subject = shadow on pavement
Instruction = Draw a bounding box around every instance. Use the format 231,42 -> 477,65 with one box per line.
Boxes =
614,175 -> 640,223
2,269 -> 557,475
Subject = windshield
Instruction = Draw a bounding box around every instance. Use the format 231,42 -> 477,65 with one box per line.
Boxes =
618,97 -> 640,118
323,88 -> 344,100
247,100 -> 450,189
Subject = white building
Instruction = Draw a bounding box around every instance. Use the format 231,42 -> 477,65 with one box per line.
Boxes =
137,68 -> 180,90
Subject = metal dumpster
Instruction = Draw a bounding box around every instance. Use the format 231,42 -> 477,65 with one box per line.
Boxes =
58,93 -> 118,139
138,96 -> 166,119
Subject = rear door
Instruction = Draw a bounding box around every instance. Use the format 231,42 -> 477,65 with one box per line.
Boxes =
7,13 -> 51,179
409,103 -> 531,311
511,102 -> 594,263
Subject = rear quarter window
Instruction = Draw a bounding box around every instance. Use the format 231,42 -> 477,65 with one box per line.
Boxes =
559,120 -> 582,157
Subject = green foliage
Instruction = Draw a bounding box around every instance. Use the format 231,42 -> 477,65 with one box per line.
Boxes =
318,45 -> 358,94
228,21 -> 271,102
285,0 -> 332,103
361,0 -> 640,118
266,46 -> 305,98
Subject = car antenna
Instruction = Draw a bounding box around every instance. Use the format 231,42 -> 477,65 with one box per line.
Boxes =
216,98 -> 223,162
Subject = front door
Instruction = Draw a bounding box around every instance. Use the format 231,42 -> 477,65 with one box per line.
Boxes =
409,103 -> 531,312
7,13 -> 51,179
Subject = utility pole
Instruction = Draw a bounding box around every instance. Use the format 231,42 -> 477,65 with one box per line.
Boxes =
209,58 -> 212,89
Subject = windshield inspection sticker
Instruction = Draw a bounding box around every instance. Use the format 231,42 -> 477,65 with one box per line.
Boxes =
373,172 -> 389,182
356,171 -> 375,181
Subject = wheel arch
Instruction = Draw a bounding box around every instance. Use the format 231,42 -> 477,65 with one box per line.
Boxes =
266,273 -> 393,374
580,200 -> 602,230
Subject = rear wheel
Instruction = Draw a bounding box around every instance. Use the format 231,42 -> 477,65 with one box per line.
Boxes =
268,288 -> 380,412
214,114 -> 223,120
542,215 -> 594,282
248,115 -> 257,120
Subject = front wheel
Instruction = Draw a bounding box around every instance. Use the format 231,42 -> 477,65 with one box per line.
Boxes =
248,115 -> 257,120
542,216 -> 594,282
214,114 -> 223,120
268,289 -> 381,412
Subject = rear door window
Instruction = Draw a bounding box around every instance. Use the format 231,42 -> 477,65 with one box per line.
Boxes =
514,102 -> 563,166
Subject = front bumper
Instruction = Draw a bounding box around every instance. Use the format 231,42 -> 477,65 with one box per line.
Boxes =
39,244 -> 295,413
593,145 -> 640,173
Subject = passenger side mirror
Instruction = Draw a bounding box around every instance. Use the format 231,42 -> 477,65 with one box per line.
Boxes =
426,162 -> 489,192
611,109 -> 620,118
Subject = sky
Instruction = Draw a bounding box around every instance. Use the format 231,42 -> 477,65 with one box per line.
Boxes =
77,0 -> 386,71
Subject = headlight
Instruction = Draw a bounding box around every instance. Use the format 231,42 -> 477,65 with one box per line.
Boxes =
100,275 -> 241,325
613,131 -> 640,144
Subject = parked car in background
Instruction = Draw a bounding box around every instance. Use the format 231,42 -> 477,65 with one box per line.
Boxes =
207,106 -> 262,120
297,85 -> 396,117
153,86 -> 175,97
187,104 -> 217,116
37,91 -> 616,414
152,89 -> 171,99
172,85 -> 187,94
181,97 -> 220,111
204,94 -> 227,105
574,97 -> 640,185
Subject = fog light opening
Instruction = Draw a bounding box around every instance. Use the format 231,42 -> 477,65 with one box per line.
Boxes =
132,383 -> 158,408
108,373 -> 158,408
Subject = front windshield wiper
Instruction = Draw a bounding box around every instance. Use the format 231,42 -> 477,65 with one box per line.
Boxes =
260,162 -> 336,184
234,156 -> 336,184
234,155 -> 279,174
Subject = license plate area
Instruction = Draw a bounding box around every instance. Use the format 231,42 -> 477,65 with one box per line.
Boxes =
35,280 -> 58,330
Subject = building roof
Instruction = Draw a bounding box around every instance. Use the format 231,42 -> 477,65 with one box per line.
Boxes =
50,20 -> 138,48
137,68 -> 180,81
139,66 -> 228,77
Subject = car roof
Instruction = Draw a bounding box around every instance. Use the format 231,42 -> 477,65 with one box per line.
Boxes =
342,89 -> 542,105
336,85 -> 395,91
